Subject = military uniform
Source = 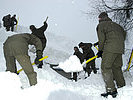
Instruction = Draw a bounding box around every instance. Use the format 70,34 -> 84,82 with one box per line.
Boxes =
79,43 -> 97,77
96,13 -> 126,93
10,15 -> 17,32
2,14 -> 11,31
73,47 -> 84,81
3,33 -> 42,86
30,22 -> 48,68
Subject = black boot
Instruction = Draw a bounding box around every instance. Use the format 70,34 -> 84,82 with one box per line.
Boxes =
37,65 -> 42,68
101,90 -> 118,98
93,70 -> 97,74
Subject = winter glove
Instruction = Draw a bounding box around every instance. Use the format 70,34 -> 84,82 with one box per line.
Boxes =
96,50 -> 103,58
34,50 -> 43,65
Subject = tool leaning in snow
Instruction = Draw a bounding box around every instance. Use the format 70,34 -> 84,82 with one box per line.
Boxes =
123,48 -> 133,72
17,56 -> 48,74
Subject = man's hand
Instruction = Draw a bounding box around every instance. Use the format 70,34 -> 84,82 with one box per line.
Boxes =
96,50 -> 103,58
34,50 -> 43,65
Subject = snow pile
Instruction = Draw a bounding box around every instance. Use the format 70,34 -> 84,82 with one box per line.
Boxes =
0,71 -> 89,100
0,72 -> 23,100
58,55 -> 83,72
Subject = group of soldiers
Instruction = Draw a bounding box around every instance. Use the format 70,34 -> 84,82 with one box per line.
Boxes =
3,19 -> 48,86
3,12 -> 126,98
71,12 -> 126,98
72,42 -> 97,82
2,14 -> 17,32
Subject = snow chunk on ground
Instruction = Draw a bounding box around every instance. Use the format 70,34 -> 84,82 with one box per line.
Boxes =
58,55 -> 83,72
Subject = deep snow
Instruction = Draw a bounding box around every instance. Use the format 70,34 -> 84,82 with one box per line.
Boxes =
0,26 -> 133,100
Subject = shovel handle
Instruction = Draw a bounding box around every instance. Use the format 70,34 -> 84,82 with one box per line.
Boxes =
17,56 -> 48,74
81,55 -> 98,66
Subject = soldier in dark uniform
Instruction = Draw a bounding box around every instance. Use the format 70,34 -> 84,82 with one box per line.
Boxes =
3,33 -> 43,86
10,14 -> 17,32
96,12 -> 126,98
73,46 -> 84,81
2,14 -> 11,31
30,20 -> 48,68
78,42 -> 97,77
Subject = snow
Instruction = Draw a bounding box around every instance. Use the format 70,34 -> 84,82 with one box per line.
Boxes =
0,26 -> 133,100
58,55 -> 83,72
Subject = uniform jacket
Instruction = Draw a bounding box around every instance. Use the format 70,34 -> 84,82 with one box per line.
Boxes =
82,43 -> 95,60
2,15 -> 11,27
31,22 -> 48,48
73,50 -> 84,63
11,16 -> 17,26
3,33 -> 42,56
96,17 -> 126,54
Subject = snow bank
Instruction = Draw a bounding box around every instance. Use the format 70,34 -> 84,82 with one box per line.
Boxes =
58,55 -> 83,72
0,72 -> 23,100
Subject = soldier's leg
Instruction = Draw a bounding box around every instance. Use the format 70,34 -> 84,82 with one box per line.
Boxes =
11,25 -> 14,32
16,55 -> 37,86
37,42 -> 46,68
73,72 -> 77,81
4,55 -> 17,73
3,44 -> 17,73
91,60 -> 97,74
6,26 -> 10,31
86,62 -> 92,76
112,54 -> 125,88
101,52 -> 117,92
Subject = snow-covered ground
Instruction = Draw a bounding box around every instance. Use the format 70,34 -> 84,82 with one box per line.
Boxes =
0,26 -> 133,100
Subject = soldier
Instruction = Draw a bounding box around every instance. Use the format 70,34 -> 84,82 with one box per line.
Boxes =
78,42 -> 97,78
30,20 -> 48,68
96,12 -> 126,98
2,14 -> 11,31
10,14 -> 17,32
3,33 -> 43,86
73,46 -> 84,81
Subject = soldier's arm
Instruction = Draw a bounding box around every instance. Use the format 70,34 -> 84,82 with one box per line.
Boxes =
39,22 -> 48,32
30,34 -> 43,51
15,18 -> 18,25
97,24 -> 105,51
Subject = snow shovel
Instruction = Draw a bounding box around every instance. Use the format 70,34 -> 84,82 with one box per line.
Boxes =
95,46 -> 99,51
45,16 -> 48,22
81,55 -> 98,66
17,56 -> 48,74
44,61 -> 59,67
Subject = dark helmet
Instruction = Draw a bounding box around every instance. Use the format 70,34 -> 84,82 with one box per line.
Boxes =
29,25 -> 36,31
7,14 -> 11,17
78,42 -> 84,48
13,14 -> 16,17
74,46 -> 79,50
98,12 -> 108,19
